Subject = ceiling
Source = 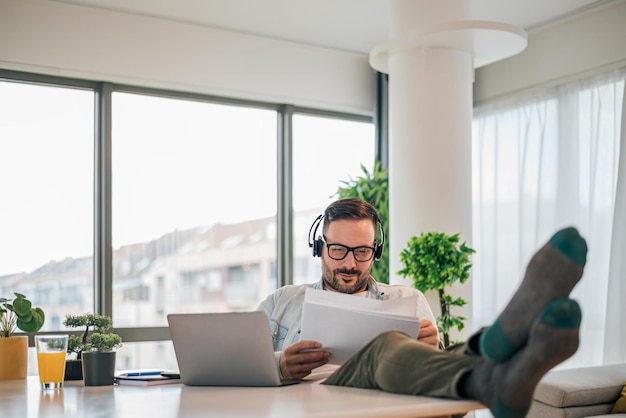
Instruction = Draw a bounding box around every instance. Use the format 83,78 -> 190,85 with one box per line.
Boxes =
54,0 -> 614,54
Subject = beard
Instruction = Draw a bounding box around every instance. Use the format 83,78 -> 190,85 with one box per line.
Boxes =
321,261 -> 371,294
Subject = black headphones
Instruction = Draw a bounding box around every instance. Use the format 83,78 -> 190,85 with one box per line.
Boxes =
307,214 -> 385,261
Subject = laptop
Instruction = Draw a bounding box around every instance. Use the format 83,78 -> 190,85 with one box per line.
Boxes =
167,311 -> 299,387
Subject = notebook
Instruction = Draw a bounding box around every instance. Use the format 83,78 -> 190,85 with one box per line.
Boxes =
167,311 -> 299,387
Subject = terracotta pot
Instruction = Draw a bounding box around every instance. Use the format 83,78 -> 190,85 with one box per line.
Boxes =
0,336 -> 28,380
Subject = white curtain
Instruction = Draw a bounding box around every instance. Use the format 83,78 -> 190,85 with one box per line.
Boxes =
472,67 -> 626,368
603,78 -> 626,365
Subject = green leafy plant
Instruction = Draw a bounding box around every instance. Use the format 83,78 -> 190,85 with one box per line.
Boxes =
397,232 -> 475,348
336,161 -> 389,284
63,313 -> 122,354
0,293 -> 45,337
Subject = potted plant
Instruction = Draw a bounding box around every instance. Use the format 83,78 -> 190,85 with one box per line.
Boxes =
397,232 -> 475,348
0,293 -> 45,380
336,161 -> 390,283
63,313 -> 122,386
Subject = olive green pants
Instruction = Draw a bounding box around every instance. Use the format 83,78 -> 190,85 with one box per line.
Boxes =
323,330 -> 483,399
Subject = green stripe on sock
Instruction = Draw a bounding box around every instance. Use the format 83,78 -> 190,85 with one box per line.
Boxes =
549,227 -> 587,266
494,397 -> 530,418
479,321 -> 516,362
540,298 -> 582,329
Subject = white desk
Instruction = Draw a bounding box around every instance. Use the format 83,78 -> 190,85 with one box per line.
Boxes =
1,376 -> 485,418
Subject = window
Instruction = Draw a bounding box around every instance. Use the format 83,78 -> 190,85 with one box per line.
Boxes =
0,71 -> 376,372
0,79 -> 95,328
111,92 -> 278,326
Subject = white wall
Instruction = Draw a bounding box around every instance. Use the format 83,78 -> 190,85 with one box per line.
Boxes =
474,0 -> 626,103
0,0 -> 376,115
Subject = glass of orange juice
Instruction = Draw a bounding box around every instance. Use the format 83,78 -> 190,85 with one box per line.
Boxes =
35,335 -> 68,389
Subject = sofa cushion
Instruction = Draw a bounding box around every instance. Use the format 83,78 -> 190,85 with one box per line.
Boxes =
529,400 -> 615,418
533,364 -> 626,408
588,415 -> 626,418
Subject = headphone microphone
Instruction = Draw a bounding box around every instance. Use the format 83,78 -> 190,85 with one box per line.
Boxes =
307,214 -> 385,261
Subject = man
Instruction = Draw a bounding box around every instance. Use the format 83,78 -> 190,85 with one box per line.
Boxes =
258,198 -> 588,418
322,224 -> 587,418
257,197 -> 439,380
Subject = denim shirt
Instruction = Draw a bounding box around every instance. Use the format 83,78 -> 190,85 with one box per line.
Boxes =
255,276 -> 437,375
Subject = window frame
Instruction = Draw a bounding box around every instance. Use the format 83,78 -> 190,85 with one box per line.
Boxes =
0,69 -> 376,346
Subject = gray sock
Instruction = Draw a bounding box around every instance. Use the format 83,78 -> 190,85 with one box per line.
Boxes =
479,227 -> 586,361
466,298 -> 581,418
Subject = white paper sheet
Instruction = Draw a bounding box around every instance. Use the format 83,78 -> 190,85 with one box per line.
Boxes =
300,288 -> 421,365
302,287 -> 418,316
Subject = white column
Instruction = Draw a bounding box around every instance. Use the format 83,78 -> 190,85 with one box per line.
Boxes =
371,0 -> 527,340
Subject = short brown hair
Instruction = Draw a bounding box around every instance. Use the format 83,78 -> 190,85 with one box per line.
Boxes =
322,198 -> 381,235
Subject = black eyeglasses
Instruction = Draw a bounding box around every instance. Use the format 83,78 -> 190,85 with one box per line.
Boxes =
322,236 -> 376,262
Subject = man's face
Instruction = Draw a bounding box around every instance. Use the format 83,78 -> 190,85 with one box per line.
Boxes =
320,218 -> 376,294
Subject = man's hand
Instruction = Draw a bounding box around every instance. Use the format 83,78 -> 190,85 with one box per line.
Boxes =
279,340 -> 330,380
417,319 -> 440,348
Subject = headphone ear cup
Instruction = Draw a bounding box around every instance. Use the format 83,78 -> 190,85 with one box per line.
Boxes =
374,243 -> 383,260
313,239 -> 323,257
374,220 -> 385,261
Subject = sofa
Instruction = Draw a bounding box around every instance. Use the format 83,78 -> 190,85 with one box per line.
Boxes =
528,363 -> 626,418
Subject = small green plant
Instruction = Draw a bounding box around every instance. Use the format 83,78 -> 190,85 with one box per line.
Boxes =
0,293 -> 45,337
63,313 -> 122,354
397,232 -> 475,348
336,161 -> 389,284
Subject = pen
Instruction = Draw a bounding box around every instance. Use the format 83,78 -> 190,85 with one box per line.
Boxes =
126,371 -> 162,376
